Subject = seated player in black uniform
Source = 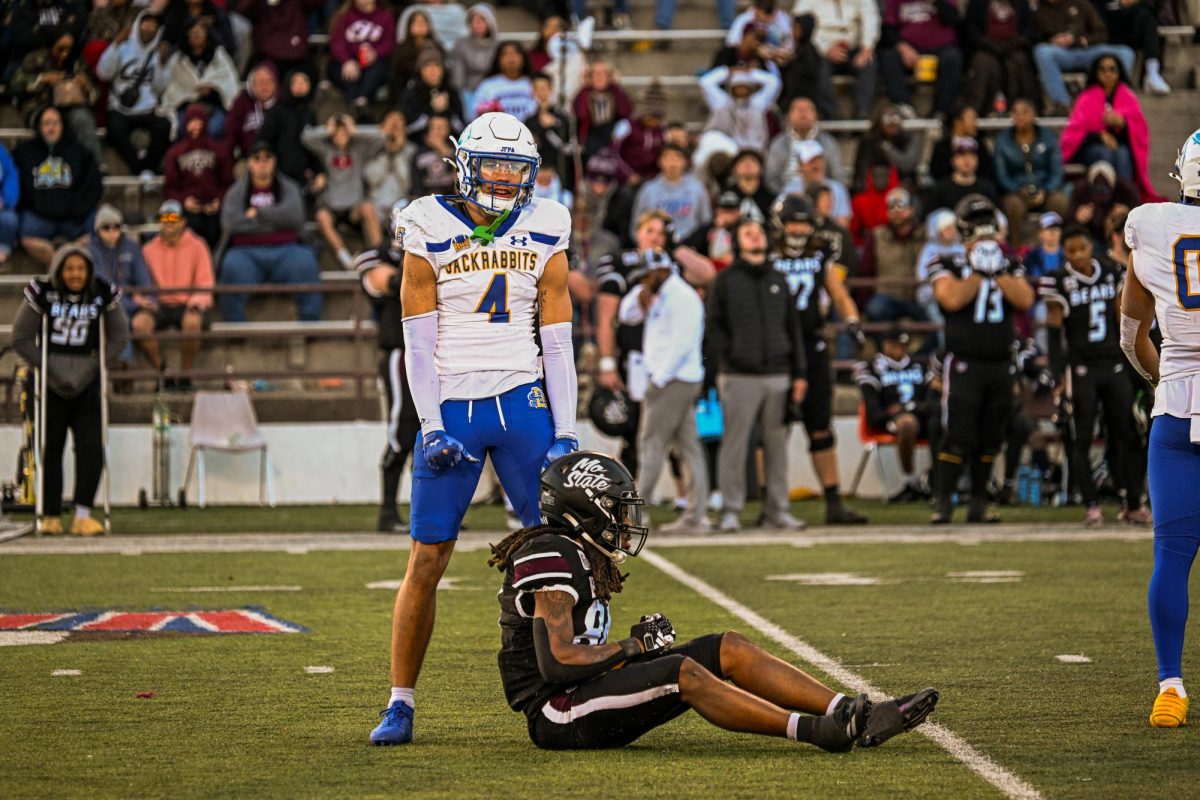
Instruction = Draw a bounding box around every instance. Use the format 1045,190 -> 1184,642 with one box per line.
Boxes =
356,200 -> 421,533
853,328 -> 932,502
769,194 -> 868,525
1038,224 -> 1150,527
929,195 -> 1035,524
490,451 -> 938,751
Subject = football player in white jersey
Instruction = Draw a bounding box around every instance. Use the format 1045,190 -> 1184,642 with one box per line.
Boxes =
1120,129 -> 1200,728
370,112 -> 578,745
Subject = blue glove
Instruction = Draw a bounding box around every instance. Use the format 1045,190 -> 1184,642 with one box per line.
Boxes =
421,430 -> 478,472
542,435 -> 579,470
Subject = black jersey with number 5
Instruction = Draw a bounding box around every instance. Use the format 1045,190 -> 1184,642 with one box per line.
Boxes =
23,277 -> 122,355
497,532 -> 612,718
1036,256 -> 1123,364
771,243 -> 836,335
928,253 -> 1024,360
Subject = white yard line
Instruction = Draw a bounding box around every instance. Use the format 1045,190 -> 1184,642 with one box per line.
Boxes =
641,549 -> 1044,800
0,527 -> 1153,556
149,586 -> 303,593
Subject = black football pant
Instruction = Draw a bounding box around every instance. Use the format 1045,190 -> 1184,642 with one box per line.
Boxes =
42,379 -> 103,516
379,349 -> 420,514
936,356 -> 1014,510
527,634 -> 725,750
1068,360 -> 1143,509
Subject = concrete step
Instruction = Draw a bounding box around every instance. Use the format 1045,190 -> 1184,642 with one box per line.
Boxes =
1139,90 -> 1200,198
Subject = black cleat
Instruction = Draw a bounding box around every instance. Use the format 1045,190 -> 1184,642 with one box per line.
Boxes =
377,508 -> 409,534
826,505 -> 868,525
859,688 -> 939,747
812,692 -> 868,753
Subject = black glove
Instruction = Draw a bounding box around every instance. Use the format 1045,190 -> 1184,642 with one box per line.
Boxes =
846,317 -> 866,346
629,613 -> 676,655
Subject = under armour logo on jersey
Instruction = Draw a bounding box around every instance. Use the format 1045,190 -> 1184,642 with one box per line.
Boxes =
509,235 -> 529,247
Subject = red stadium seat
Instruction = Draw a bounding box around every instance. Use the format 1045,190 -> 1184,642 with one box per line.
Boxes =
847,404 -> 928,502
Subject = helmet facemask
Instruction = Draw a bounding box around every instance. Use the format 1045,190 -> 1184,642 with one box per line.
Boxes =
453,147 -> 540,215
578,490 -> 648,565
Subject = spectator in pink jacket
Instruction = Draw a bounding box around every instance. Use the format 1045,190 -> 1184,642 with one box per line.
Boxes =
329,0 -> 396,121
139,200 -> 216,389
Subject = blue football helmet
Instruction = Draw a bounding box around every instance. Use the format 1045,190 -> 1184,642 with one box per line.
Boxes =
451,112 -> 541,215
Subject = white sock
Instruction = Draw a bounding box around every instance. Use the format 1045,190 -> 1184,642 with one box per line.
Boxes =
825,692 -> 845,716
1147,58 -> 1162,77
786,712 -> 801,740
390,687 -> 414,708
74,505 -> 91,520
1160,677 -> 1186,698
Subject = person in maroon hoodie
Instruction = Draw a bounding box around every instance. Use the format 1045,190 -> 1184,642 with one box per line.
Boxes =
223,62 -> 279,163
329,0 -> 395,121
164,104 -> 232,249
237,0 -> 322,79
877,0 -> 963,117
617,81 -> 667,182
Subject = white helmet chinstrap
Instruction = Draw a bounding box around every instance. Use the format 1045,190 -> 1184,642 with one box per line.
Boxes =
451,112 -> 541,214
1171,129 -> 1200,202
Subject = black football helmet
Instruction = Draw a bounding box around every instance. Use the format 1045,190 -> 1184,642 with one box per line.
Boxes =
588,386 -> 639,439
955,194 -> 1001,243
771,193 -> 817,256
541,452 -> 648,564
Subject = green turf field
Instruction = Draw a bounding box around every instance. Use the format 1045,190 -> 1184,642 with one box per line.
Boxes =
1,522 -> 1194,799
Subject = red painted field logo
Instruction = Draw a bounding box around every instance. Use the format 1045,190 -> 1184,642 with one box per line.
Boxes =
0,608 -> 307,636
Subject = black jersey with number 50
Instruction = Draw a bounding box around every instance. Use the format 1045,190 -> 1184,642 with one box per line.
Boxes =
23,277 -> 122,355
1036,256 -> 1123,364
497,532 -> 612,718
771,244 -> 836,335
928,253 -> 1025,360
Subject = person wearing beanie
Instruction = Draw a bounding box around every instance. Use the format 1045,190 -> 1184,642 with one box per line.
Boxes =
87,204 -> 155,340
401,46 -> 466,136
618,81 -> 668,180
258,69 -> 325,191
11,245 -> 129,535
329,0 -> 396,121
164,103 -> 233,250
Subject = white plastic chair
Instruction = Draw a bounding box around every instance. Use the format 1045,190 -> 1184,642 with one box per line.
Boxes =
179,391 -> 276,508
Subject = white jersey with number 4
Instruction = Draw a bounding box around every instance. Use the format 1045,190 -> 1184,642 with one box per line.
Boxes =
1126,201 -> 1200,418
397,194 -> 571,400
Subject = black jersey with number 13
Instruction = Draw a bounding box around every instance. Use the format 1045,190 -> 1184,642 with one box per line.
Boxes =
928,253 -> 1025,360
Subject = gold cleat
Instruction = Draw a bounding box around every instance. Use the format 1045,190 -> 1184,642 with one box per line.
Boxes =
38,517 -> 64,535
70,517 -> 105,536
1150,688 -> 1189,728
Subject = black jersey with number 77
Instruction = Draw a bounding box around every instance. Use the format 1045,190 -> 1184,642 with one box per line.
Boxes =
928,252 -> 1025,360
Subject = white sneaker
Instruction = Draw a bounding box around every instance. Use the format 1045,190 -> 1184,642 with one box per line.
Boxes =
658,515 -> 711,534
718,512 -> 741,533
763,512 -> 806,532
708,491 -> 723,512
1146,70 -> 1171,95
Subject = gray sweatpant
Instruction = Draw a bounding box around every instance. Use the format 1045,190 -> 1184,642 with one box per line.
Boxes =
716,373 -> 791,516
637,379 -> 708,520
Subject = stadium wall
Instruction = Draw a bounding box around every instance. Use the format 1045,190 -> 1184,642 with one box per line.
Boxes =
0,417 -> 918,505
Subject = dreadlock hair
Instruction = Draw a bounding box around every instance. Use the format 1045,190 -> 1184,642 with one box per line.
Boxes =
488,524 -> 627,601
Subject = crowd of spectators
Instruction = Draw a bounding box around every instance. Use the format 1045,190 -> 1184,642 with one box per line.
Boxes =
0,0 -> 1178,403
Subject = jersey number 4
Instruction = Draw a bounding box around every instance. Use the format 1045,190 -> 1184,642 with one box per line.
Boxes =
1173,236 -> 1200,311
475,272 -> 510,323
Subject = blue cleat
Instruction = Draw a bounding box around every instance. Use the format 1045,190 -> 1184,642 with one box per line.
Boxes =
370,701 -> 414,745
